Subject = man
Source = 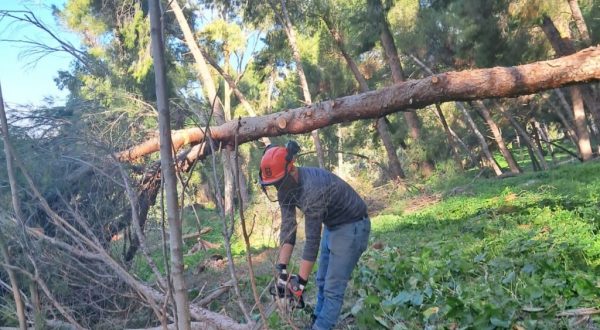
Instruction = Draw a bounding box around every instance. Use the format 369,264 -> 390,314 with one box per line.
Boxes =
259,141 -> 371,330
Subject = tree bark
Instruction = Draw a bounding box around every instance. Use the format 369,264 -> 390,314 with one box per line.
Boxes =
324,17 -> 405,179
474,101 -> 521,173
569,86 -> 594,160
277,0 -> 325,168
149,2 -> 191,329
456,102 -> 503,176
115,46 -> 600,162
373,0 -> 434,176
567,0 -> 591,45
541,15 -> 595,160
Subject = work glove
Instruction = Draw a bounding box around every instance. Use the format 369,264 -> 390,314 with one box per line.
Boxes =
274,264 -> 289,297
287,274 -> 307,298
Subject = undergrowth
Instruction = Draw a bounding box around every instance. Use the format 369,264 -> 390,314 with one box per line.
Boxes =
352,162 -> 600,329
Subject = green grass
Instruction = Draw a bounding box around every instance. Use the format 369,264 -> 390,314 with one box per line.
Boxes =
352,162 -> 600,329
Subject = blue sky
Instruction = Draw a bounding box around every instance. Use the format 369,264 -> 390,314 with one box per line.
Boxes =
0,0 -> 76,107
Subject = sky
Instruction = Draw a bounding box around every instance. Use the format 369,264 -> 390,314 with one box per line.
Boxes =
0,0 -> 76,107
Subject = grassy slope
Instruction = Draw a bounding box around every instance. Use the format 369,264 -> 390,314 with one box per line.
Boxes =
352,162 -> 600,329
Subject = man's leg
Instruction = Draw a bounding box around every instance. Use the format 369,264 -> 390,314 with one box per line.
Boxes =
313,219 -> 370,330
314,227 -> 330,317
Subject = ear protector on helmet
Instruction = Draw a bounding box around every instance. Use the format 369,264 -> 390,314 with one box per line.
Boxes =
285,140 -> 300,162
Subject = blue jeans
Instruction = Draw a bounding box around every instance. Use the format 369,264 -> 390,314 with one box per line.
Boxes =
312,218 -> 370,330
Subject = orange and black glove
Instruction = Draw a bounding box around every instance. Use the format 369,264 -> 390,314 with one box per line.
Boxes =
287,274 -> 307,298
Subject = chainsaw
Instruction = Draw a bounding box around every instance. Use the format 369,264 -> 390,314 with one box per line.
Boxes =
269,274 -> 305,309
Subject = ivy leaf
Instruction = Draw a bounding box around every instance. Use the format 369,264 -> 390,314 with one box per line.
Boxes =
474,252 -> 486,263
502,271 -> 516,285
392,323 -> 408,330
411,292 -> 424,306
490,317 -> 511,328
422,306 -> 440,319
391,291 -> 412,305
351,298 -> 364,316
521,263 -> 535,275
374,315 -> 390,329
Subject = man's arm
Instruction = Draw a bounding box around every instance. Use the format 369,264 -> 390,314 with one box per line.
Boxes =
298,259 -> 314,280
278,245 -> 314,280
278,243 -> 294,265
278,201 -> 297,267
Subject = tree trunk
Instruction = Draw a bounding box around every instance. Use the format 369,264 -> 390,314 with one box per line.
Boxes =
456,102 -> 503,176
0,83 -> 27,330
555,88 -> 576,122
324,18 -> 405,179
569,86 -> 594,160
498,104 -> 549,170
149,2 -> 191,329
434,103 -> 465,169
170,0 -> 242,215
474,101 -> 521,173
530,119 -> 546,164
222,52 -> 237,216
373,0 -> 434,176
278,0 -> 325,168
568,0 -> 591,45
0,84 -> 25,223
337,125 -> 345,175
29,282 -> 44,330
552,89 -> 579,140
0,237 -> 27,330
539,122 -> 558,164
115,46 -> 600,161
541,16 -> 595,160
170,0 -> 223,123
408,54 -> 473,167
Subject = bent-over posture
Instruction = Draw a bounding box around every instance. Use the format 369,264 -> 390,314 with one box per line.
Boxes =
259,142 -> 371,330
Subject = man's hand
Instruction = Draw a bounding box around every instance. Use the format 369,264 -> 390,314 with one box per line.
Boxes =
287,274 -> 307,298
274,263 -> 289,297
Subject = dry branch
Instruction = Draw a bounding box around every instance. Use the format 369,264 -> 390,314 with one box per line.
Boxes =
116,47 -> 600,161
195,280 -> 235,307
557,308 -> 600,317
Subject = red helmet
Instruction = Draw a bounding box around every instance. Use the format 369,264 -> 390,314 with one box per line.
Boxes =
259,146 -> 295,185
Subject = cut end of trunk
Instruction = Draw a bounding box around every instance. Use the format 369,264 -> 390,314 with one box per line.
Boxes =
277,117 -> 287,129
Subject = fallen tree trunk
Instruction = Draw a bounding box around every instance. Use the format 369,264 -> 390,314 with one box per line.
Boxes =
116,47 -> 600,161
141,282 -> 250,330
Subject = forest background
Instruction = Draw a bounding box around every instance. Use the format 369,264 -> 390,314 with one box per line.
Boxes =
0,0 -> 599,329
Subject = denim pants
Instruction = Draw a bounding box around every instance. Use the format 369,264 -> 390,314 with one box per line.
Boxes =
312,217 -> 370,330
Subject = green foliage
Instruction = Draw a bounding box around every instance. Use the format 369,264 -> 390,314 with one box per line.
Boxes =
352,162 -> 600,329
